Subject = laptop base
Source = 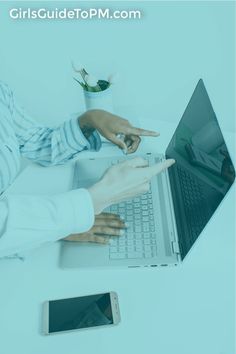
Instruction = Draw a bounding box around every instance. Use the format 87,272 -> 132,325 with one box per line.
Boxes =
60,153 -> 180,269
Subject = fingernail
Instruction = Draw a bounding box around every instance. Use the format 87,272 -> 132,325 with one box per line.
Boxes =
120,215 -> 125,221
120,230 -> 125,236
125,222 -> 129,228
167,159 -> 175,166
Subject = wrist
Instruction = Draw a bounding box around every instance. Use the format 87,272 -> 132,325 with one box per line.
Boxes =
88,181 -> 111,215
81,109 -> 106,127
78,112 -> 95,139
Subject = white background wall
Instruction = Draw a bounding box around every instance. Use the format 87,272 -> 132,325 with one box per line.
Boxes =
0,1 -> 235,131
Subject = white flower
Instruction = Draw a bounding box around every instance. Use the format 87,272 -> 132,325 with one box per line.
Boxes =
71,60 -> 84,72
85,74 -> 98,87
108,72 -> 119,84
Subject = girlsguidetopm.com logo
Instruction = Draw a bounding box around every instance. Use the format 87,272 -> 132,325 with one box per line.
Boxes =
9,7 -> 142,20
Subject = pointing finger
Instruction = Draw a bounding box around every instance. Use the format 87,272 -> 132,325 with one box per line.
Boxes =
125,126 -> 160,137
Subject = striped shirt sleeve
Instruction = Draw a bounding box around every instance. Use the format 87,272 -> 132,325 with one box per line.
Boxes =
7,87 -> 102,166
0,82 -> 97,259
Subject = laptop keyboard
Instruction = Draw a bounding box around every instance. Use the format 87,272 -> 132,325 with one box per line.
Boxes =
177,165 -> 207,241
107,190 -> 157,260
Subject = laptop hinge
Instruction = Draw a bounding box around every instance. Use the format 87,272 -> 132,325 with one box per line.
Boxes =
171,241 -> 180,254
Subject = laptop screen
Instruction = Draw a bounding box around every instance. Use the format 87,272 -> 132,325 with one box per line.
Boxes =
165,79 -> 235,259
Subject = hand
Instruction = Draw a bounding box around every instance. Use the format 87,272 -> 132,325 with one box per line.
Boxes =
63,212 -> 126,244
88,157 -> 175,214
79,110 -> 159,153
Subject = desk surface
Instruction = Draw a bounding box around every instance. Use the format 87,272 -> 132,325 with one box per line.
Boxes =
0,119 -> 235,354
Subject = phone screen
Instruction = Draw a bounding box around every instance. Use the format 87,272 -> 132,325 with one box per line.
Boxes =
48,293 -> 113,333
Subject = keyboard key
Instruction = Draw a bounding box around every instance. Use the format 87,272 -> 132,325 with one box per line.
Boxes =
141,200 -> 148,205
109,239 -> 119,245
110,247 -> 118,253
119,208 -> 125,213
142,223 -> 150,232
127,233 -> 135,239
127,240 -> 135,246
144,239 -> 151,245
118,246 -> 126,253
135,246 -> 142,252
144,245 -> 152,252
127,225 -> 134,232
135,233 -> 142,239
118,240 -> 126,246
134,214 -> 141,220
135,240 -> 142,247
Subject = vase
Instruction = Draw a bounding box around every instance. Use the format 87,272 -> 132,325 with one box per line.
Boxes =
84,86 -> 114,113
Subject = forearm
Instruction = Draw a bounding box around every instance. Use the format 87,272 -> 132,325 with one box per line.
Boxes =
0,189 -> 94,258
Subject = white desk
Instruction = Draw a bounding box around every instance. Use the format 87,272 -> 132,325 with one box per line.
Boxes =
0,119 -> 235,354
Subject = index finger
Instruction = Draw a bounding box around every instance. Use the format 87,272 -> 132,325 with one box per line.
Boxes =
125,126 -> 160,137
145,159 -> 175,178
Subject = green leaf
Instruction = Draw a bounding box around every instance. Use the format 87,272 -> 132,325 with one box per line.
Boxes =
73,77 -> 86,89
98,80 -> 110,91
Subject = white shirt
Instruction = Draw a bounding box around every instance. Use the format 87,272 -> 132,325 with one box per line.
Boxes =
0,81 -> 101,258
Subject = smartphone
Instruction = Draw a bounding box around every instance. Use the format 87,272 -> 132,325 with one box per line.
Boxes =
185,143 -> 223,176
43,292 -> 120,335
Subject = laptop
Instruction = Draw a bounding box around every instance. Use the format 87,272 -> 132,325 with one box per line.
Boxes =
60,79 -> 235,268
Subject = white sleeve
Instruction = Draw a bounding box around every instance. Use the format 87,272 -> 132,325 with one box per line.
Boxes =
0,189 -> 94,258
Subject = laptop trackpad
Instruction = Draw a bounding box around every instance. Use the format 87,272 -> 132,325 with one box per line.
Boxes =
60,241 -> 109,268
73,158 -> 110,189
